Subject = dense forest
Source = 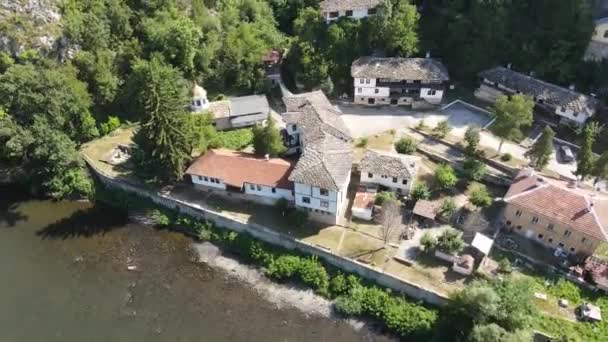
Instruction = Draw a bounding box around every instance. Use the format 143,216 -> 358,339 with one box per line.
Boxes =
0,0 -> 604,200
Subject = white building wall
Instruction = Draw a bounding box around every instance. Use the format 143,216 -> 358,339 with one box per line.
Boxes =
324,8 -> 372,22
294,183 -> 339,214
355,86 -> 390,97
354,78 -> 377,88
191,174 -> 227,190
420,88 -> 444,104
360,170 -> 414,194
554,106 -> 589,125
593,22 -> 608,43
244,182 -> 294,201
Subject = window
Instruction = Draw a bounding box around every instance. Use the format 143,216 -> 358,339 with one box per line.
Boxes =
320,188 -> 329,196
582,237 -> 588,244
198,176 -> 203,181
329,11 -> 339,18
196,100 -> 202,106
249,184 -> 255,190
537,234 -> 544,240
427,90 -> 436,96
374,88 -> 379,94
358,88 -> 362,93
392,177 -> 398,183
302,197 -> 311,204
359,78 -> 364,84
365,79 -> 370,84
558,242 -> 565,248
368,172 -> 373,178
570,247 -> 576,253
531,216 -> 539,224
381,175 -> 387,179
272,188 -> 276,193
564,230 -> 572,238
604,29 -> 608,38
368,8 -> 377,15
402,179 -> 407,185
516,225 -> 522,230
345,10 -> 353,16
292,124 -> 297,131
320,200 -> 329,208
360,98 -> 365,101
515,210 -> 522,217
203,176 -> 208,182
413,80 -> 421,84
547,223 -> 554,231
256,185 -> 262,191
506,220 -> 512,226
548,238 -> 553,243
561,107 -> 566,113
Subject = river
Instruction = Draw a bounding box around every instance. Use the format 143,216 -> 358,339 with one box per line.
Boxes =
0,187 -> 391,342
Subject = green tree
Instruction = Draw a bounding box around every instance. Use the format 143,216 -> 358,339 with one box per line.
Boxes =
525,126 -> 554,170
492,95 -> 534,153
434,164 -> 458,190
73,49 -> 121,106
575,124 -> 596,181
464,125 -> 481,156
468,183 -> 492,208
410,181 -> 431,201
433,120 -> 451,138
252,116 -> 286,157
131,56 -> 193,181
593,151 -> 608,186
436,229 -> 464,254
463,157 -> 486,182
99,116 -> 121,135
439,197 -> 457,221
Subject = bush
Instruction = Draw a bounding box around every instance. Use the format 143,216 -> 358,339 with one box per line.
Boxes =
435,229 -> 464,254
375,191 -> 397,205
434,164 -> 458,190
497,258 -> 512,274
215,94 -> 227,101
150,209 -> 171,227
433,120 -> 451,138
267,255 -> 301,279
215,128 -> 254,150
420,232 -> 437,252
389,129 -> 396,135
330,273 -> 348,297
357,137 -> 369,147
410,182 -> 431,201
99,116 -> 121,135
394,137 -> 417,154
266,255 -> 329,294
468,183 -> 493,208
501,153 -> 512,162
286,209 -> 308,227
439,197 -> 457,220
463,157 -> 487,182
416,120 -> 428,130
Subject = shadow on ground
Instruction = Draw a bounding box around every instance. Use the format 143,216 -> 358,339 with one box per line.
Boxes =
36,204 -> 128,239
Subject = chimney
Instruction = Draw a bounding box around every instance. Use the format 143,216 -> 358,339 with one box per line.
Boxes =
507,63 -> 512,69
425,51 -> 431,58
264,154 -> 270,161
536,177 -> 544,187
529,71 -> 536,77
569,84 -> 576,91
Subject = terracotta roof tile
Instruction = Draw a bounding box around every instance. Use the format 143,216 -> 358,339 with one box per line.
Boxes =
185,149 -> 295,189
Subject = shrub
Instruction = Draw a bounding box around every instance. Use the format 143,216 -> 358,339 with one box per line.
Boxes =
501,153 -> 512,162
99,116 -> 121,135
267,255 -> 301,279
436,229 -> 464,254
150,209 -> 171,227
215,94 -> 227,101
439,197 -> 457,220
394,137 -> 417,154
298,256 -> 330,294
389,129 -> 396,135
286,209 -> 308,227
416,120 -> 428,130
463,157 -> 487,182
468,183 -> 493,208
433,120 -> 451,138
410,182 -> 431,201
434,164 -> 458,190
375,191 -> 397,205
497,258 -> 512,274
357,137 -> 369,147
249,241 -> 274,266
420,232 -> 437,252
330,273 -> 348,297
215,128 -> 254,150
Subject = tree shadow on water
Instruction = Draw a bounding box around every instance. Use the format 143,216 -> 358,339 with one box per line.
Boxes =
0,200 -> 28,227
36,204 -> 129,240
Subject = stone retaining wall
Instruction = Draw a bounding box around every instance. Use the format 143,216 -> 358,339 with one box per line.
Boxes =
84,156 -> 449,306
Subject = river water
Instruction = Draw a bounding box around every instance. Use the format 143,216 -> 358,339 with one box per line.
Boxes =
0,188 -> 391,342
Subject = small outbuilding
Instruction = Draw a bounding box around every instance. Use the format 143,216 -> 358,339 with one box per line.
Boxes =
471,232 -> 494,256
412,199 -> 440,226
352,186 -> 376,221
452,254 -> 475,275
578,302 -> 602,322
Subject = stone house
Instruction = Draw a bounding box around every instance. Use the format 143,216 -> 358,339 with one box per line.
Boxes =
351,57 -> 449,107
319,0 -> 383,22
359,149 -> 419,195
477,66 -> 599,126
501,169 -> 608,260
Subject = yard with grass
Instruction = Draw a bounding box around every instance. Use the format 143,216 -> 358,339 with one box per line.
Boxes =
214,127 -> 253,150
353,130 -> 396,161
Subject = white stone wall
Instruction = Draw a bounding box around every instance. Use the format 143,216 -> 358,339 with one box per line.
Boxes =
420,88 -> 444,104
554,106 -> 589,125
354,77 -> 377,88
324,8 -> 372,22
360,170 -> 414,194
191,174 -> 226,190
354,86 -> 390,97
243,182 -> 294,201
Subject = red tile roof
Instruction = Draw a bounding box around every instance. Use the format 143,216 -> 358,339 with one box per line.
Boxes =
353,187 -> 376,211
185,149 -> 295,189
504,171 -> 608,242
413,200 -> 440,220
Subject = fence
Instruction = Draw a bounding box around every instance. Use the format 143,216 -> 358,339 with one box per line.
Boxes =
85,157 -> 449,306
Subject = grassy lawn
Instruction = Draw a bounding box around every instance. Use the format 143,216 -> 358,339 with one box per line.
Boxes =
353,130 -> 396,162
80,126 -> 138,178
301,226 -> 344,252
215,128 -> 253,150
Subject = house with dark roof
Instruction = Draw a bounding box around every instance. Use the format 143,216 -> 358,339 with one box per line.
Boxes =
359,149 -> 419,195
320,0 -> 383,22
501,169 -> 608,260
185,149 -> 295,205
477,66 -> 599,126
282,90 -> 354,224
351,57 -> 450,107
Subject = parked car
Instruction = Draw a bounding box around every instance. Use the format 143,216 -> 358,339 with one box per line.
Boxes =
559,145 -> 575,163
